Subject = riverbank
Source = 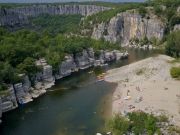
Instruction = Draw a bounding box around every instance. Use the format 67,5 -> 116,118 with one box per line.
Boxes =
105,55 -> 180,126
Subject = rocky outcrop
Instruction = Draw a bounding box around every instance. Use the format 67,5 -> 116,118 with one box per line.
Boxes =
0,48 -> 128,123
35,58 -> 55,89
92,12 -> 165,45
14,83 -> 32,104
0,4 -> 110,27
55,55 -> 77,79
0,8 -> 29,26
75,49 -> 94,69
0,86 -> 18,113
13,59 -> 55,104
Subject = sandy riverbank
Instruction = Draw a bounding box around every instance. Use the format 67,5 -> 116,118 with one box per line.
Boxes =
105,55 -> 180,126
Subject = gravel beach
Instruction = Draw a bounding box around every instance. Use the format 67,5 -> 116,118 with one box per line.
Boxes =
105,55 -> 180,126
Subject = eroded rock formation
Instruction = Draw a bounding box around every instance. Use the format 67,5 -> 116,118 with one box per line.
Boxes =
92,12 -> 165,45
0,4 -> 110,26
0,48 -> 128,124
0,86 -> 18,113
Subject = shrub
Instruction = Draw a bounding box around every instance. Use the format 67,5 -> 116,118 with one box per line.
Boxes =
165,31 -> 180,58
170,67 -> 180,79
157,115 -> 169,122
106,112 -> 160,135
136,68 -> 146,75
106,114 -> 130,135
0,84 -> 7,92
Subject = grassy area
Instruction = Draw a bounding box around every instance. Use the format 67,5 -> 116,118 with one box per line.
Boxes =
106,112 -> 162,135
170,67 -> 180,79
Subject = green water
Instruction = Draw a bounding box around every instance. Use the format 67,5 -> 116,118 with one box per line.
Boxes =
0,49 -> 163,135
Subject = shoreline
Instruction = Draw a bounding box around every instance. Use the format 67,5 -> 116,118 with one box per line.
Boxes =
105,55 -> 180,126
98,82 -> 117,120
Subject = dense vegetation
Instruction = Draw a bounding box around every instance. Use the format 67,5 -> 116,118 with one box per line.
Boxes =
0,27 -> 119,91
170,67 -> 180,79
106,112 -> 167,135
165,30 -> 180,58
30,14 -> 82,34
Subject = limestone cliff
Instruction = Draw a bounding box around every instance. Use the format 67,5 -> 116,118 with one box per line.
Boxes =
0,48 -> 128,123
0,86 -> 18,113
92,12 -> 165,45
0,4 -> 110,26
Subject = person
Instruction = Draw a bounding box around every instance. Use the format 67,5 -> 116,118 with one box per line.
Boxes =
127,90 -> 130,96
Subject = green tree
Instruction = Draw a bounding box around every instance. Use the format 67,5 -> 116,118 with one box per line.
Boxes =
16,57 -> 41,79
165,31 -> 180,57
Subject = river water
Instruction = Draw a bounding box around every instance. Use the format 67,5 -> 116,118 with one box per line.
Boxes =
0,49 -> 163,135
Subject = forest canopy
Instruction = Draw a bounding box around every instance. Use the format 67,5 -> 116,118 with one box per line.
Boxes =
0,27 -> 120,91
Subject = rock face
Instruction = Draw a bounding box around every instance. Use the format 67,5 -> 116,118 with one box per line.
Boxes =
75,49 -> 95,69
0,48 -> 128,123
14,83 -> 31,104
0,9 -> 29,26
55,55 -> 77,79
0,4 -> 110,26
92,12 -> 165,45
1,86 -> 18,112
36,58 -> 55,89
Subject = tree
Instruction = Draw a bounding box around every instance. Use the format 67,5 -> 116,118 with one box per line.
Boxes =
46,52 -> 64,74
16,57 -> 41,79
165,31 -> 180,57
138,6 -> 147,18
0,61 -> 21,84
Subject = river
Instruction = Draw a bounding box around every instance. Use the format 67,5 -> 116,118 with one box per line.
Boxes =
0,49 -> 163,135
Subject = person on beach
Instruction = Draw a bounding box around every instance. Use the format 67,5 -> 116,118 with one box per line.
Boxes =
127,90 -> 130,96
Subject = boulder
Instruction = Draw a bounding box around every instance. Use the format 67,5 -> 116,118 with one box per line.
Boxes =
113,50 -> 124,60
104,51 -> 116,62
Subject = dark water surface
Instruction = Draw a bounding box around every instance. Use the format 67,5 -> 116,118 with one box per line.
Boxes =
0,49 -> 163,135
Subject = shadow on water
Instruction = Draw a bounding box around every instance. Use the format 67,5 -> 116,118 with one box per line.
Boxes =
0,48 -> 163,135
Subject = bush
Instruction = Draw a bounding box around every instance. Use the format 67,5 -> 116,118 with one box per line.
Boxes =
140,37 -> 149,46
106,114 -> 130,135
106,112 -> 160,135
170,67 -> 180,79
165,31 -> 180,58
169,15 -> 180,29
0,84 -> 8,92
